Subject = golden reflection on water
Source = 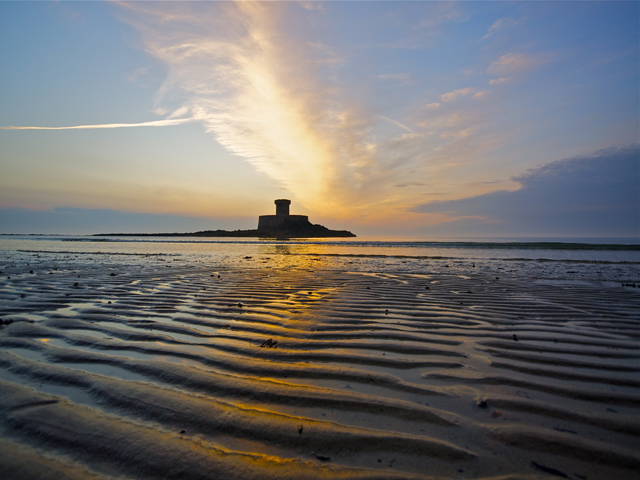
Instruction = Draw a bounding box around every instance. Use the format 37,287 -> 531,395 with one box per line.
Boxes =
274,244 -> 292,256
266,242 -> 335,270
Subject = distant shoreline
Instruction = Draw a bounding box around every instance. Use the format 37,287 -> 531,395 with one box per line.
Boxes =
92,227 -> 356,239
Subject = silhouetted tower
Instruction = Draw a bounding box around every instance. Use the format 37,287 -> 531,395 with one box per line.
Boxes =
258,199 -> 309,232
275,199 -> 291,216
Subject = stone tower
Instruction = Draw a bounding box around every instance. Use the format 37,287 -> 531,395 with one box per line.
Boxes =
257,199 -> 309,231
275,199 -> 291,216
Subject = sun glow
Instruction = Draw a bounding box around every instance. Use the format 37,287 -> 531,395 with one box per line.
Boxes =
120,1 -> 458,220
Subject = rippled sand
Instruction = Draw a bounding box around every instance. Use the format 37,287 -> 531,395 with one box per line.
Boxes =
1,255 -> 639,479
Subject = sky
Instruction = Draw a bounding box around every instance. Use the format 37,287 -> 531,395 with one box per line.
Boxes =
0,1 -> 638,237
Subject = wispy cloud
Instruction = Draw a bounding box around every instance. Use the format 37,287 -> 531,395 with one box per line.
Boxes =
440,87 -> 485,102
489,77 -> 511,85
395,182 -> 426,188
378,115 -> 414,133
480,17 -> 521,41
0,118 -> 195,130
118,2 -> 350,213
486,52 -> 547,76
115,2 -> 448,217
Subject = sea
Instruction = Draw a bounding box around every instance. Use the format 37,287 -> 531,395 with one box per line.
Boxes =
1,235 -> 638,284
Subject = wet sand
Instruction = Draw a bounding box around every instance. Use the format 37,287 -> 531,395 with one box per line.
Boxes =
1,256 -> 639,479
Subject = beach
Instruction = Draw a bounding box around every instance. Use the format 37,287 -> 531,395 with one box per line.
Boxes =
1,237 -> 639,479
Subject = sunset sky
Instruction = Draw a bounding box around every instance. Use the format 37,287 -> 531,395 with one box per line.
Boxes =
1,1 -> 638,237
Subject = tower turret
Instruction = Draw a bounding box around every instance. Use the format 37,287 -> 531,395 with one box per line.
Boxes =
275,199 -> 291,216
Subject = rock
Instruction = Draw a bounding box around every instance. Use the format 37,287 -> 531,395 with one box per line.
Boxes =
260,338 -> 278,348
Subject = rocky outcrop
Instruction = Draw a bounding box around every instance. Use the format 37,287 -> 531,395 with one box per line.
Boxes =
95,199 -> 356,238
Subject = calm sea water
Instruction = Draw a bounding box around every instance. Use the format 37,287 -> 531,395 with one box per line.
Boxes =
1,235 -> 638,283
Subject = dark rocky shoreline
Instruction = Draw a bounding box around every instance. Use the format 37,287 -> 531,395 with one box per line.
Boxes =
94,224 -> 356,238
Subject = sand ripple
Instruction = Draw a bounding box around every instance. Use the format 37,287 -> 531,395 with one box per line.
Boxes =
1,262 -> 639,479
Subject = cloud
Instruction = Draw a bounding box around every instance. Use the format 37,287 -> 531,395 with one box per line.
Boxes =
410,145 -> 640,236
489,77 -> 511,85
113,2 -> 447,218
115,2 -> 364,214
378,115 -> 414,133
486,52 -> 548,76
395,182 -> 426,188
298,2 -> 324,12
0,118 -> 196,130
440,87 -> 475,102
439,128 -> 472,140
426,103 -> 440,109
480,18 -> 521,41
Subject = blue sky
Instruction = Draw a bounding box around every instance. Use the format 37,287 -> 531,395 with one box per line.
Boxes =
0,1 -> 638,237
